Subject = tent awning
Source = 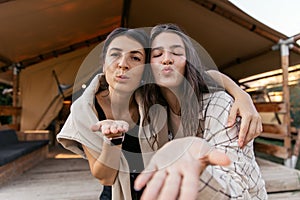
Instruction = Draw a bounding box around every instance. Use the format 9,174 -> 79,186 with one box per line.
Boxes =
1,0 -> 300,81
1,0 -> 300,130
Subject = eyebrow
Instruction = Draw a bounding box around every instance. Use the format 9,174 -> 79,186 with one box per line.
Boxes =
151,44 -> 184,51
109,47 -> 122,52
108,48 -> 144,55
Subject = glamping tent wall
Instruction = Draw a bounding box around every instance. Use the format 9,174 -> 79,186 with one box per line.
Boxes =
19,44 -> 98,131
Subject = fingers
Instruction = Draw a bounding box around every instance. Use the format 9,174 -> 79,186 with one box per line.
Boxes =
178,171 -> 199,200
134,166 -> 156,191
228,104 -> 238,127
239,114 -> 262,148
256,120 -> 263,136
91,121 -> 103,131
140,170 -> 167,200
90,120 -> 129,136
158,170 -> 181,200
242,117 -> 258,147
238,114 -> 250,147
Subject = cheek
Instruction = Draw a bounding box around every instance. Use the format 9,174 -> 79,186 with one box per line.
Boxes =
103,64 -> 115,82
150,57 -> 161,65
177,59 -> 186,75
150,64 -> 161,77
132,66 -> 144,77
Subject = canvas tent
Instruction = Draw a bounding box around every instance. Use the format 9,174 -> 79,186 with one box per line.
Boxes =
0,0 -> 300,131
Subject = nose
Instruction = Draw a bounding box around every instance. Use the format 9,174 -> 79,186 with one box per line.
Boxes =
118,54 -> 129,70
162,51 -> 174,65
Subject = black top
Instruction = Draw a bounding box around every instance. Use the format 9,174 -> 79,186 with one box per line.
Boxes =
94,97 -> 144,200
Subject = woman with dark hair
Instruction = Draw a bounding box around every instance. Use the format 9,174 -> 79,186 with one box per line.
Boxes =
134,24 -> 267,199
57,27 -> 151,200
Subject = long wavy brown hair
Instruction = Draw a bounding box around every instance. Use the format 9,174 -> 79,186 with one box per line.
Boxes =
142,24 -> 222,149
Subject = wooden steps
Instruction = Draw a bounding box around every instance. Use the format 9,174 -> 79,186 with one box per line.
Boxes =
257,157 -> 300,199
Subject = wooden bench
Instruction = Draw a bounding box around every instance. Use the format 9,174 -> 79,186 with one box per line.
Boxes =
0,128 -> 49,185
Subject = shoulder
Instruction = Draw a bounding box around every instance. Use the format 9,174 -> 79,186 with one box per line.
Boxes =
203,91 -> 233,108
201,91 -> 234,118
72,74 -> 104,107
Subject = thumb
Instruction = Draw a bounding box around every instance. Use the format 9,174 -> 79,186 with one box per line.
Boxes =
134,162 -> 156,191
207,149 -> 231,166
91,121 -> 104,132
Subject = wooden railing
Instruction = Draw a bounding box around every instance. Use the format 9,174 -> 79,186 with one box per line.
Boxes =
254,102 -> 299,161
0,106 -> 21,130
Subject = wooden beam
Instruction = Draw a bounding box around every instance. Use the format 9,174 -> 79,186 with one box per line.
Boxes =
0,54 -> 13,67
254,142 -> 290,159
191,0 -> 300,71
262,124 -> 288,135
191,0 -> 282,43
254,102 -> 286,113
121,0 -> 131,27
0,106 -> 21,116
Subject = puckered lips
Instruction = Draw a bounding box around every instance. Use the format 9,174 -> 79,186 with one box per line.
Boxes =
161,66 -> 174,75
115,74 -> 130,82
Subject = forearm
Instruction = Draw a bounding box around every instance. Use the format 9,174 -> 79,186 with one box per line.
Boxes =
207,70 -> 248,98
83,143 -> 121,185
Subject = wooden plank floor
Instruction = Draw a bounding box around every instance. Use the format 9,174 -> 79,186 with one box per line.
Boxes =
0,147 -> 102,200
1,146 -> 300,199
257,158 -> 300,199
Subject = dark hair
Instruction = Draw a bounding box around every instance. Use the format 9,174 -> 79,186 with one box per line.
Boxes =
97,27 -> 150,93
101,27 -> 150,63
143,24 -> 221,147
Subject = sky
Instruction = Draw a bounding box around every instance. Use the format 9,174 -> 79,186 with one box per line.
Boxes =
229,0 -> 300,37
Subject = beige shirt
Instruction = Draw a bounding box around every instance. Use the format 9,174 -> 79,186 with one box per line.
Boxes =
57,74 -> 267,200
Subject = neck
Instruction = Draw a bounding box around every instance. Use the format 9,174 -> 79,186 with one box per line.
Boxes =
160,86 -> 182,116
103,86 -> 139,125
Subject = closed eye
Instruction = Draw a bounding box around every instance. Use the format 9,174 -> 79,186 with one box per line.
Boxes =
152,52 -> 162,58
173,52 -> 183,56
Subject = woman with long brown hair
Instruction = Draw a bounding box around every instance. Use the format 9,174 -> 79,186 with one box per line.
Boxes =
135,24 -> 267,199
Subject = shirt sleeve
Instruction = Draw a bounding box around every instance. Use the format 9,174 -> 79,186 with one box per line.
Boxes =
197,91 -> 267,199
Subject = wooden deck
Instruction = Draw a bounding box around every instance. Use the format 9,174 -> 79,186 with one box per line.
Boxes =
257,158 -> 300,199
0,147 -> 102,200
1,147 -> 300,199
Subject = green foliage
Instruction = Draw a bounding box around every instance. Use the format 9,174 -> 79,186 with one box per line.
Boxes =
0,83 -> 12,124
0,84 -> 12,105
290,85 -> 300,128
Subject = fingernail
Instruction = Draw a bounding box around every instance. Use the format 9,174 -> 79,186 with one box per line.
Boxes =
134,186 -> 141,191
239,139 -> 244,147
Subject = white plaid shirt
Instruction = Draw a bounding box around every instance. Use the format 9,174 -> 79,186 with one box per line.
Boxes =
196,91 -> 267,199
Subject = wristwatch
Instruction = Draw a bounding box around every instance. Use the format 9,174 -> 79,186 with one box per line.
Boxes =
110,136 -> 124,145
104,135 -> 125,146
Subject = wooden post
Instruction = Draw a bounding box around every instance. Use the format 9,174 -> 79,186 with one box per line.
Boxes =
280,42 -> 291,156
12,65 -> 20,130
277,36 -> 300,167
